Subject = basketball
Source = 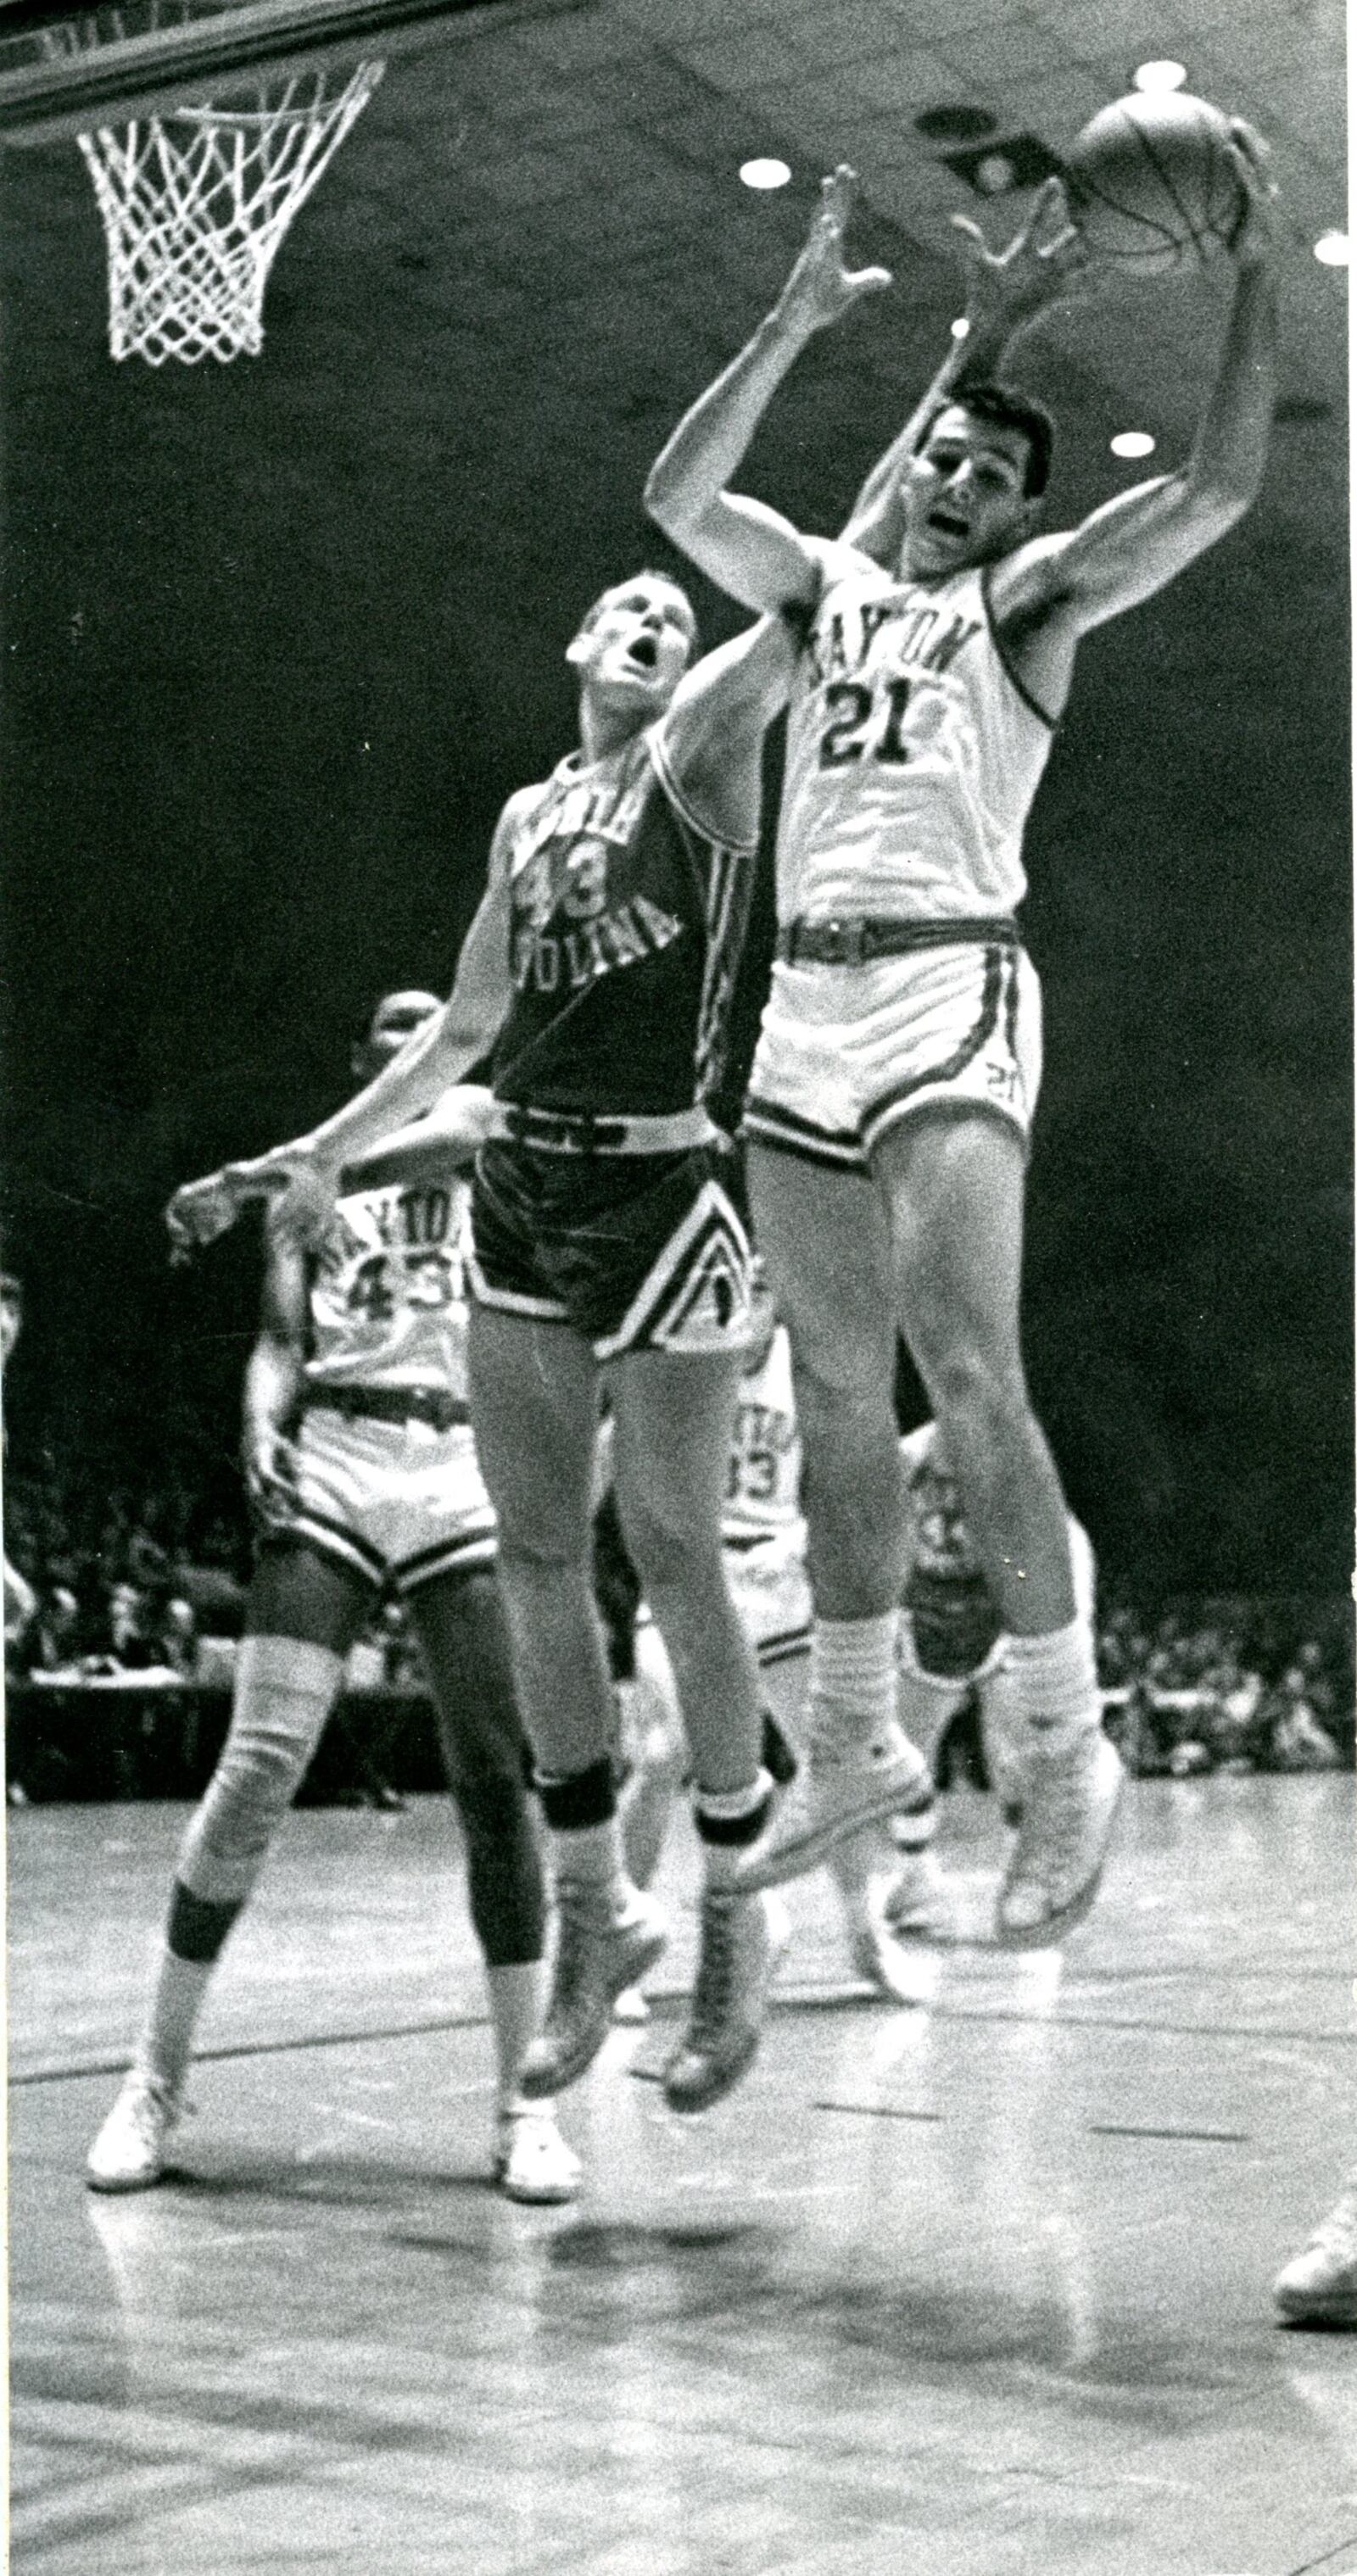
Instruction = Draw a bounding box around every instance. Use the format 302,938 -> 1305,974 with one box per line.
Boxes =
1064,92 -> 1246,276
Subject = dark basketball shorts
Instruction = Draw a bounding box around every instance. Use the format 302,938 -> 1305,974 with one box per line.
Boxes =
468,1140 -> 752,1361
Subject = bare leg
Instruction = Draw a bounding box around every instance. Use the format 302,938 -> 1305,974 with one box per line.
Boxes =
747,1151 -> 904,1621
87,1542 -> 370,2189
466,1305 -> 614,1777
466,1302 -> 666,2097
873,1112 -> 1118,1943
874,1111 -> 1074,1636
606,1345 -> 762,1800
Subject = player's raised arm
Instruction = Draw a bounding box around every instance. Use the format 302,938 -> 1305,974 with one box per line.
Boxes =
655,612 -> 799,855
644,167 -> 891,615
842,177 -> 1092,564
165,802 -> 525,1257
992,124 -> 1277,654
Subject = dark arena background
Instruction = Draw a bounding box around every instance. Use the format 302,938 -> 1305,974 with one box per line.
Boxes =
2,1 -> 1354,2570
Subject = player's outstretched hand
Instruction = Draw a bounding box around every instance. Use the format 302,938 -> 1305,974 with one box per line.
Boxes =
165,1146 -> 327,1263
774,166 -> 892,339
165,1165 -> 253,1259
952,176 -> 1095,351
1226,119 -> 1277,270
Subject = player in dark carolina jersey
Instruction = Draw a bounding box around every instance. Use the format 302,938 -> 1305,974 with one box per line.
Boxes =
166,573 -> 807,2118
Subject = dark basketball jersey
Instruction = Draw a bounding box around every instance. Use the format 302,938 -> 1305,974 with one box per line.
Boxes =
491,725 -> 757,1118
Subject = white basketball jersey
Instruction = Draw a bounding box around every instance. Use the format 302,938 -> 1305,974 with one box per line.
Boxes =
778,554 -> 1053,923
724,1323 -> 804,1541
304,1176 -> 472,1398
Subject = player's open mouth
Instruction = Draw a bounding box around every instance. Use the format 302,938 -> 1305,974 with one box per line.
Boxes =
628,636 -> 658,670
929,510 -> 969,538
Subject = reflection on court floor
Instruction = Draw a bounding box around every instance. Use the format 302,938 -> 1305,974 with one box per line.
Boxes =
10,1775 -> 1357,2576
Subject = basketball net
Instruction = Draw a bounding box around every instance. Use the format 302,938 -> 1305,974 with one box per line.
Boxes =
49,17 -> 383,363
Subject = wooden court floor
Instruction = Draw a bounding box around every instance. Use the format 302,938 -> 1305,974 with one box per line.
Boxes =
9,1772 -> 1357,2575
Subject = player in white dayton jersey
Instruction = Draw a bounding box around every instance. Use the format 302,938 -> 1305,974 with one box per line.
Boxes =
88,994 -> 580,2207
646,150 -> 1276,1944
165,577 -> 811,2122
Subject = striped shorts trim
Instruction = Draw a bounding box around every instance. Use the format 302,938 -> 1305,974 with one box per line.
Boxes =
266,1406 -> 497,1596
744,941 -> 1041,1174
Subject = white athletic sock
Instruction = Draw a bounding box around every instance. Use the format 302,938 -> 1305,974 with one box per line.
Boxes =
137,1951 -> 215,2101
487,1960 -> 550,2118
807,1613 -> 904,1759
544,1817 -> 636,1917
1004,1618 -> 1101,1753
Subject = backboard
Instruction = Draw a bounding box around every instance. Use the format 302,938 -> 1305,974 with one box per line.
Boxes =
0,0 -> 589,144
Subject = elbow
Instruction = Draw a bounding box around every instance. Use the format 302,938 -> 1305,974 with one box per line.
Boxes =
1186,461 -> 1264,536
642,464 -> 697,548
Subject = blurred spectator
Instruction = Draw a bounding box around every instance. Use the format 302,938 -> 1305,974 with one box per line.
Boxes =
1265,1665 -> 1343,1772
23,1581 -> 82,1674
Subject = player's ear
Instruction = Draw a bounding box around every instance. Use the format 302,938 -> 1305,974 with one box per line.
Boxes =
566,605 -> 601,668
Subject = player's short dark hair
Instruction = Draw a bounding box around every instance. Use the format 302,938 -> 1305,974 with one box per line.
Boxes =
920,381 -> 1055,499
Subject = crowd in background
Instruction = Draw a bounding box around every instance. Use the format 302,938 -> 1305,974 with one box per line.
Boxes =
4,1456 -> 1352,1793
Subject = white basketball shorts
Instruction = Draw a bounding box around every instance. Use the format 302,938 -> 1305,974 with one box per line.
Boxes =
277,1403 -> 496,1595
744,939 -> 1042,1172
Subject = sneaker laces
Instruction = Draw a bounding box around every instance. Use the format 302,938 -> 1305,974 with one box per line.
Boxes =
547,1882 -> 607,2022
685,1894 -> 746,2049
1009,1742 -> 1099,1888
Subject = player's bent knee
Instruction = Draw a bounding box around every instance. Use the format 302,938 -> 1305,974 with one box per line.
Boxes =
175,1632 -> 342,1905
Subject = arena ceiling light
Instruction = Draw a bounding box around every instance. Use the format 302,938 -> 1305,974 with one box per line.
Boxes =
740,157 -> 790,190
1132,60 -> 1188,92
1313,231 -> 1349,265
1109,431 -> 1156,458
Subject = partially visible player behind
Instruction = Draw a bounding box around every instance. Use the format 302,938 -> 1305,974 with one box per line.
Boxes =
604,1268 -> 1099,2000
88,993 -> 579,2206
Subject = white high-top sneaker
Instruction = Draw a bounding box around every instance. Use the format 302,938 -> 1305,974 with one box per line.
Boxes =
87,2070 -> 181,2194
662,1892 -> 789,2112
736,1731 -> 934,1893
494,2109 -> 583,2205
518,1884 -> 668,2098
996,1728 -> 1124,1947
